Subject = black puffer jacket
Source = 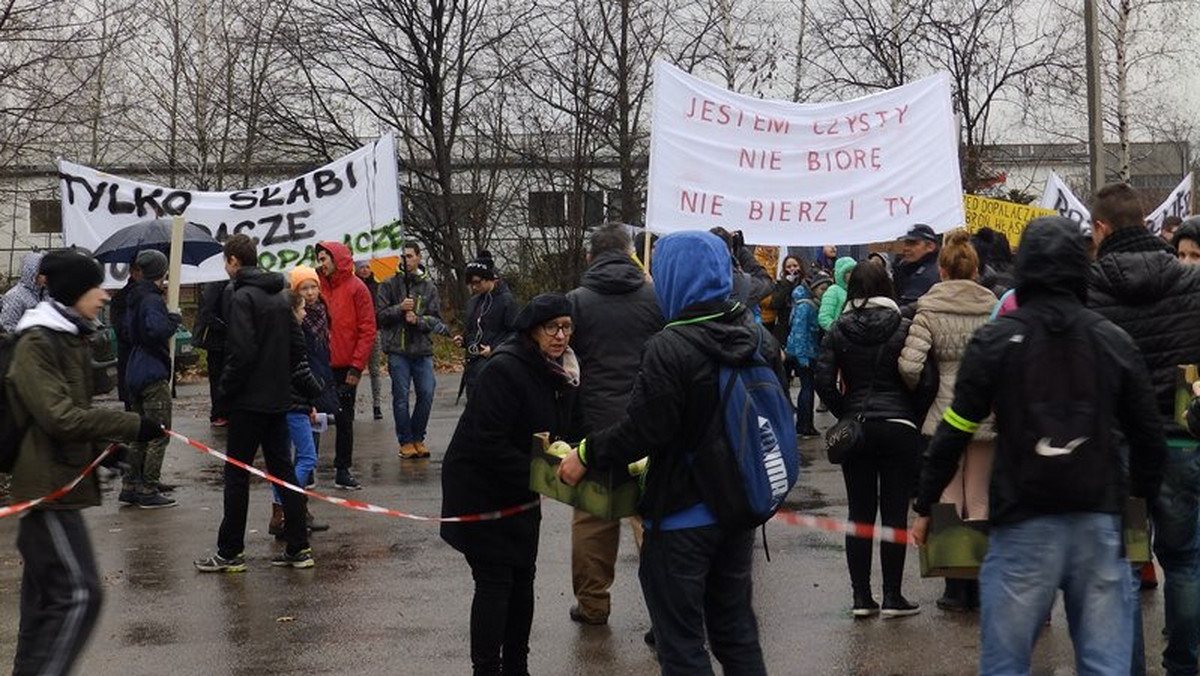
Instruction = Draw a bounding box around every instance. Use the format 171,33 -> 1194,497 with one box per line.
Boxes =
916,218 -> 1166,525
815,298 -> 916,423
1088,226 -> 1200,436
221,266 -> 297,414
567,251 -> 664,434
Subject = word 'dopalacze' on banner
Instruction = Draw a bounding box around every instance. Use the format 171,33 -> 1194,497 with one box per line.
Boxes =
645,61 -> 965,246
964,195 -> 1056,247
60,135 -> 402,285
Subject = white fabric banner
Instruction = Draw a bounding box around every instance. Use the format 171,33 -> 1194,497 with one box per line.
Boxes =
1038,171 -> 1092,235
60,135 -> 402,286
1145,173 -> 1193,235
645,61 -> 964,246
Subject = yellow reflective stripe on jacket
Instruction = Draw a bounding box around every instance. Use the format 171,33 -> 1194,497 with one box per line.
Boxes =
943,407 -> 980,434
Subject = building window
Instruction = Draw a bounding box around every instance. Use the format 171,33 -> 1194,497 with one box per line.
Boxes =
29,200 -> 61,234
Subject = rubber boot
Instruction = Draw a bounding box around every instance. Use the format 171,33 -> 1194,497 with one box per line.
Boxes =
269,503 -> 285,538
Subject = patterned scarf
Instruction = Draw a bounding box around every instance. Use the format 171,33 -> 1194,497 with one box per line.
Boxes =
544,347 -> 581,389
303,299 -> 331,349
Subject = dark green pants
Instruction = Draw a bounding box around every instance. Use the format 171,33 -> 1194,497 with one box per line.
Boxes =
125,380 -> 171,492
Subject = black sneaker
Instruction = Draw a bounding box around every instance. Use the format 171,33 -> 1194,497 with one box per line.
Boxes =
852,592 -> 880,618
194,552 -> 247,573
152,481 -> 177,493
118,487 -> 137,506
272,548 -> 315,569
136,492 -> 177,510
881,594 -> 921,618
334,471 -> 362,491
373,406 -> 383,420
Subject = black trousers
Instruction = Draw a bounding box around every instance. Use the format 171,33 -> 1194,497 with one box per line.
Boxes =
332,367 -> 357,471
465,556 -> 535,676
217,409 -> 308,557
14,509 -> 103,676
639,525 -> 766,676
840,420 -> 921,596
206,349 -> 227,420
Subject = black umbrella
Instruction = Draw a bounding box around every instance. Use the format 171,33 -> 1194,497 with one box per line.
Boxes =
92,218 -> 222,266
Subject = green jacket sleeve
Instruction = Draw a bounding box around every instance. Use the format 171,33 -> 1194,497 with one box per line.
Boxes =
818,287 -> 843,331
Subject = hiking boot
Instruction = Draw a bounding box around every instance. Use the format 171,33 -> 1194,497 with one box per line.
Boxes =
118,486 -> 138,506
194,552 -> 247,573
373,406 -> 383,420
135,491 -> 177,510
852,591 -> 880,618
398,443 -> 420,459
307,510 -> 330,533
268,503 -> 285,537
881,593 -> 921,618
568,605 -> 607,626
272,548 -> 315,569
334,470 -> 362,490
414,441 -> 431,458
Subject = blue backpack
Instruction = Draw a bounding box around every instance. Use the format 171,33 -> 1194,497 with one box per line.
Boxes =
691,335 -> 800,529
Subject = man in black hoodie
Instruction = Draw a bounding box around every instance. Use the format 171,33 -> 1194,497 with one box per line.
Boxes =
1086,182 -> 1200,675
194,234 -> 312,572
913,217 -> 1165,675
565,224 -> 664,626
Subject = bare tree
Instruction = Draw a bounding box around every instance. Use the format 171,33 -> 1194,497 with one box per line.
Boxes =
803,0 -> 935,97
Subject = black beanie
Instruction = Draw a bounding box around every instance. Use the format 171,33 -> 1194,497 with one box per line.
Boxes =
465,250 -> 497,281
41,249 -> 104,306
135,249 -> 168,281
513,293 -> 572,332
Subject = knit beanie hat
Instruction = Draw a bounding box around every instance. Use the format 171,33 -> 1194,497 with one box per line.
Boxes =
289,265 -> 321,292
40,249 -> 104,306
135,249 -> 169,281
513,293 -> 572,332
465,250 -> 497,281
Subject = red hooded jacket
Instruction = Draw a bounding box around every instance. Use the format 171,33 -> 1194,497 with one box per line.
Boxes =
316,241 -> 377,374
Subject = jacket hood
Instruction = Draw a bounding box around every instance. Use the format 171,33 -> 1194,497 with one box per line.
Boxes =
917,279 -> 999,315
833,257 -> 857,290
16,300 -> 83,335
839,297 -> 902,345
19,252 -> 43,292
669,302 -> 762,366
1015,216 -> 1089,303
316,241 -> 355,282
651,232 -> 732,321
1092,226 -> 1185,303
582,251 -> 646,295
791,284 -> 812,303
235,266 -> 286,294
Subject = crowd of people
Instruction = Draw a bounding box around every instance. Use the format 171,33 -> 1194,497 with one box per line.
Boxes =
5,180 -> 1200,675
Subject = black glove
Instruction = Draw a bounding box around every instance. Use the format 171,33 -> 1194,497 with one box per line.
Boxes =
136,417 -> 165,442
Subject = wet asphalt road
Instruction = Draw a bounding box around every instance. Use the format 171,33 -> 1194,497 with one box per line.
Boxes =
0,375 -> 1172,675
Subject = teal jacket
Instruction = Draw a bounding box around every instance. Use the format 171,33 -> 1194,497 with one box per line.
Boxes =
818,257 -> 857,331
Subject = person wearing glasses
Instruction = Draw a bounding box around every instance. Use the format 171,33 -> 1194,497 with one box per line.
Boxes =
377,242 -> 444,460
453,251 -> 518,401
441,293 -> 579,676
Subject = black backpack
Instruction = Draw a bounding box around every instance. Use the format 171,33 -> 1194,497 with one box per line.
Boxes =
0,328 -> 63,473
1000,308 -> 1115,512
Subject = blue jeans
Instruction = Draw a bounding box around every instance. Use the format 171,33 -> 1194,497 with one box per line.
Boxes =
979,513 -> 1134,676
273,412 -> 318,505
1154,442 -> 1200,675
387,354 -> 435,444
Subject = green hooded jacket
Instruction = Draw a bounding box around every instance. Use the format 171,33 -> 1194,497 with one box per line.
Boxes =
818,257 -> 858,331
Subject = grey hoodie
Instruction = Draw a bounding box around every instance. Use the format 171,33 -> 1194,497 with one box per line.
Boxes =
0,252 -> 44,333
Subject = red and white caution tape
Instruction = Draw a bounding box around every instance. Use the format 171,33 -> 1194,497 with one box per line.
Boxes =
772,510 -> 911,545
164,428 -> 539,523
0,445 -> 115,519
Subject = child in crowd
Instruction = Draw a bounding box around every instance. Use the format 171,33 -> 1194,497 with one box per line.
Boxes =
788,275 -> 826,437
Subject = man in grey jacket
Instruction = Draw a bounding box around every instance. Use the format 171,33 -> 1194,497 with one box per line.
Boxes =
377,242 -> 443,459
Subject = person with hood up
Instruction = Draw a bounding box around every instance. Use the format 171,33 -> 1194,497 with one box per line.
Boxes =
557,230 -> 777,675
816,261 -> 923,618
454,251 -> 519,401
1086,183 -> 1200,675
314,241 -> 377,490
440,293 -> 578,676
913,217 -> 1166,674
120,249 -> 180,509
817,256 -> 857,331
0,251 -> 45,333
354,260 -> 385,420
564,224 -> 664,627
898,229 -> 999,612
1171,216 -> 1200,265
7,249 -> 164,675
894,224 -> 941,311
377,241 -> 444,460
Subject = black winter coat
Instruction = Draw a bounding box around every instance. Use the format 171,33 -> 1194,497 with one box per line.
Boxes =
462,280 -> 519,356
220,267 -> 297,414
193,280 -> 229,352
894,250 -> 940,309
1087,226 -> 1200,436
288,321 -> 325,413
567,252 -> 664,434
815,298 -> 917,423
440,338 -> 577,567
585,302 -> 784,519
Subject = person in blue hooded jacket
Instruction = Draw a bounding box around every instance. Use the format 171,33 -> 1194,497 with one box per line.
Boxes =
558,230 -> 780,676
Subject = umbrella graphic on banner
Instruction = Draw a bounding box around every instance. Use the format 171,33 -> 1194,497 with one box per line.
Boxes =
92,218 -> 222,266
